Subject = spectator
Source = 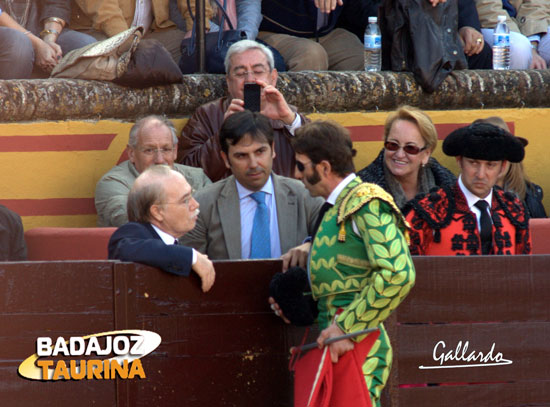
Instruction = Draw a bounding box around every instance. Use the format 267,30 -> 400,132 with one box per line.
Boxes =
169,0 -> 286,71
180,111 -> 322,262
405,122 -> 531,255
256,0 -> 364,71
474,116 -> 547,218
459,0 -> 493,69
0,1 -> 95,79
95,115 -> 211,227
336,0 -> 491,71
475,0 -> 540,69
178,40 -> 306,181
70,0 -> 188,63
357,106 -> 456,210
0,204 -> 27,261
335,0 -> 381,42
108,165 -> 215,292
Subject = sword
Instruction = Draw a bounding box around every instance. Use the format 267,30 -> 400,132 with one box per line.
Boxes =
291,327 -> 379,353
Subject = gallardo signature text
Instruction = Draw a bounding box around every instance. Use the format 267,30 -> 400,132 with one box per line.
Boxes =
419,340 -> 513,369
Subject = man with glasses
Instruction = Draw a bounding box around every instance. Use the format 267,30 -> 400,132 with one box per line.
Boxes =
178,40 -> 306,182
405,122 -> 531,255
180,110 -> 322,263
95,115 -> 211,227
108,165 -> 215,292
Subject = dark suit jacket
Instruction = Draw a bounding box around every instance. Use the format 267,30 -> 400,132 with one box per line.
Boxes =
108,222 -> 193,276
180,174 -> 323,260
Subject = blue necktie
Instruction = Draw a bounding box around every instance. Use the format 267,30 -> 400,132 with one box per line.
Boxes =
249,191 -> 271,259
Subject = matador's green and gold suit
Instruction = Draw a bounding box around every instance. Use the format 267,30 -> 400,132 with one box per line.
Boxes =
309,177 -> 415,406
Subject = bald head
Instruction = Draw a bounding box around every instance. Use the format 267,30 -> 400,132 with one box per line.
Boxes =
128,165 -> 199,238
127,116 -> 179,174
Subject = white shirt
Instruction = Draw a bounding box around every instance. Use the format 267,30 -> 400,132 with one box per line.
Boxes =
132,0 -> 154,33
326,173 -> 361,235
285,112 -> 302,136
458,175 -> 493,232
151,224 -> 197,264
236,176 -> 282,259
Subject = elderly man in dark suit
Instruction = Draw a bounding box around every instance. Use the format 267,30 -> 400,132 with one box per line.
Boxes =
181,111 -> 323,267
108,165 -> 215,292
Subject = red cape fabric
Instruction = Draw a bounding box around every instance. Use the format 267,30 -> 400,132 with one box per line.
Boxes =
293,331 -> 380,407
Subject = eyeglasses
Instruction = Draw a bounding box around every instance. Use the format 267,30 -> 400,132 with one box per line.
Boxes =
139,147 -> 175,156
161,189 -> 196,208
295,160 -> 314,172
232,69 -> 268,80
384,141 -> 427,155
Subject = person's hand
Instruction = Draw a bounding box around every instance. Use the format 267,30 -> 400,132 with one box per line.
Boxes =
268,297 -> 291,324
223,98 -> 245,121
281,242 -> 311,272
256,79 -> 296,125
33,38 -> 60,73
530,49 -> 547,69
459,26 -> 484,56
192,252 -> 216,292
43,36 -> 62,60
428,0 -> 446,6
314,0 -> 343,14
317,322 -> 354,363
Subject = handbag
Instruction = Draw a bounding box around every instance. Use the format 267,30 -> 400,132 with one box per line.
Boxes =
51,26 -> 143,80
178,0 -> 245,74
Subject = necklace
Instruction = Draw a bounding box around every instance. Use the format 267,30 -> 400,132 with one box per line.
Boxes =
4,0 -> 31,28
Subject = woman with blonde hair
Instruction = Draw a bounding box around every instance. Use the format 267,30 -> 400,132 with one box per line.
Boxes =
473,116 -> 547,218
358,105 -> 456,209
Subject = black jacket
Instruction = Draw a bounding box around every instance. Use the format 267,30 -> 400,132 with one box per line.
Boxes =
379,0 -> 467,92
109,222 -> 194,276
524,182 -> 547,219
260,0 -> 344,38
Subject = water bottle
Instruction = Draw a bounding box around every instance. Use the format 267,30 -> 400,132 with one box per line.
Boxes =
493,15 -> 511,70
364,16 -> 382,72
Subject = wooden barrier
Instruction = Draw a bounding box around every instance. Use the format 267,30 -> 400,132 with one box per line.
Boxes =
1,256 -> 549,406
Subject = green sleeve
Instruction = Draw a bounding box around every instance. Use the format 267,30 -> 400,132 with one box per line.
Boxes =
336,199 -> 415,337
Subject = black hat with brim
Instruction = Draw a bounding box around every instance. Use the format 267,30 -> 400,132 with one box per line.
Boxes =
443,123 -> 525,163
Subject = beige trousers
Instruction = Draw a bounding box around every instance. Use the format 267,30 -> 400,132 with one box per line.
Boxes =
257,28 -> 364,71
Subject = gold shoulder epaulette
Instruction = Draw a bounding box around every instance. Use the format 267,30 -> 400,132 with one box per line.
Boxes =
336,182 -> 409,242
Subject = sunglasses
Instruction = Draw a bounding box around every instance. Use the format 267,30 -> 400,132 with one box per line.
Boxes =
295,160 -> 314,172
384,141 -> 427,155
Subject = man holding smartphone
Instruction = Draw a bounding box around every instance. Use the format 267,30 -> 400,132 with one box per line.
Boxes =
178,40 -> 306,182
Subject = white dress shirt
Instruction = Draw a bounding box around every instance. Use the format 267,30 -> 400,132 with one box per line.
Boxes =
151,224 -> 197,264
458,175 -> 493,232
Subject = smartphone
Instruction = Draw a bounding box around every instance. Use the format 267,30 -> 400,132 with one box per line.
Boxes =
243,83 -> 261,112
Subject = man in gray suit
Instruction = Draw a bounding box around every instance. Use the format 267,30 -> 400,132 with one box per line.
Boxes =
181,111 -> 322,263
95,115 -> 211,227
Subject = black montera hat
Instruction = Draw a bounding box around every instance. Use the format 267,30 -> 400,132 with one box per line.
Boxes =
443,123 -> 525,163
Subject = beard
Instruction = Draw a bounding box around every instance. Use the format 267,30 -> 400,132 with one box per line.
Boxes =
306,167 -> 321,186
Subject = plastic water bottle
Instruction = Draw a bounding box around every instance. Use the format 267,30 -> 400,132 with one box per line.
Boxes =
493,15 -> 510,70
364,16 -> 382,72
